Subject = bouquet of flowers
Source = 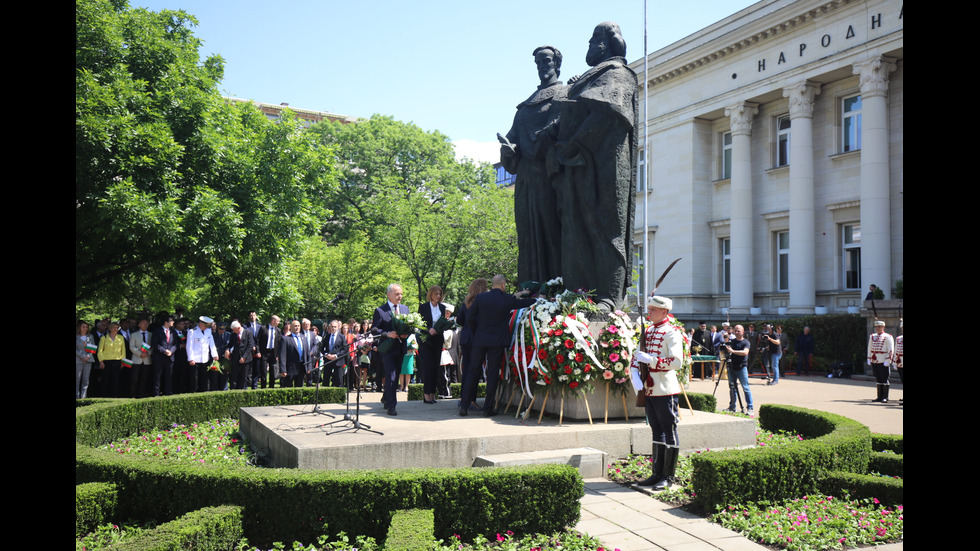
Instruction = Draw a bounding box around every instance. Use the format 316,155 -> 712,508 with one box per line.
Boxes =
432,315 -> 457,335
595,309 -> 637,395
540,312 -> 600,397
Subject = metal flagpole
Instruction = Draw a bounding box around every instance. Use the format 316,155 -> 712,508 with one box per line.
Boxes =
642,0 -> 650,312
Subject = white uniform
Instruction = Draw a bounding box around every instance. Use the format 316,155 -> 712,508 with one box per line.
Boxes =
634,318 -> 683,397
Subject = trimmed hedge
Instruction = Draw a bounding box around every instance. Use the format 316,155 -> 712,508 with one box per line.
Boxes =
690,404 -> 871,512
107,505 -> 244,551
76,388 -> 347,446
76,482 -> 119,536
818,471 -> 903,506
385,509 -> 435,551
683,392 -> 716,412
871,433 -> 904,454
869,452 -> 904,478
76,389 -> 583,548
408,382 -> 487,402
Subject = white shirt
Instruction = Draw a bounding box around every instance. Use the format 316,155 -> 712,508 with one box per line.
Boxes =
186,327 -> 218,363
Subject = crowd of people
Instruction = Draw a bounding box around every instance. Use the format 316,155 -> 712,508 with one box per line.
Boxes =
75,302 -> 469,401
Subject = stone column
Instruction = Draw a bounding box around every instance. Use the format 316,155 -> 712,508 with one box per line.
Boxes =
725,101 -> 758,314
783,81 -> 820,314
854,56 -> 896,298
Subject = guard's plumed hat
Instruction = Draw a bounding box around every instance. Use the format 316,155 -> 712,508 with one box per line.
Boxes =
649,296 -> 673,311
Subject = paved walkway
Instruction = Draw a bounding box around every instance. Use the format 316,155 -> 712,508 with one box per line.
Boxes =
574,374 -> 903,550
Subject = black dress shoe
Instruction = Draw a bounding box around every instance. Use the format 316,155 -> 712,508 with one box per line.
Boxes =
423,399 -> 436,404
387,408 -> 397,416
459,408 -> 468,416
484,409 -> 498,417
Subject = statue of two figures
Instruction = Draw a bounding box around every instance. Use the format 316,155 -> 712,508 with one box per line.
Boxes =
500,22 -> 638,313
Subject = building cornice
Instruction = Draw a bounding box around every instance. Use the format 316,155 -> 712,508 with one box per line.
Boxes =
637,0 -> 853,89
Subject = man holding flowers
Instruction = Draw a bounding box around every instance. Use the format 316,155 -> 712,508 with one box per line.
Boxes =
632,296 -> 683,490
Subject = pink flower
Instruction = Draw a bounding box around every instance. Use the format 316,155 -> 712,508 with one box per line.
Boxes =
603,370 -> 614,379
609,353 -> 620,362
496,533 -> 504,542
608,325 -> 618,333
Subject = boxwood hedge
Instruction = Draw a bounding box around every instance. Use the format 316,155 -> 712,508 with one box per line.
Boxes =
75,389 -> 582,548
690,404 -> 872,512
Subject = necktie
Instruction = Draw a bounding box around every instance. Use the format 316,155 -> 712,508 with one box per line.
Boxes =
295,334 -> 302,357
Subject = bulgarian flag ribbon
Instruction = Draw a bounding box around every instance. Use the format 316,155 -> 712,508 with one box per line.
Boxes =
121,358 -> 133,368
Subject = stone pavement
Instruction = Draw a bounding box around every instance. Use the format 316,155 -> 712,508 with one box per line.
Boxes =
574,374 -> 903,550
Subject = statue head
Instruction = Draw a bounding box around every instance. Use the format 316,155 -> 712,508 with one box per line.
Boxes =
587,22 -> 626,66
533,45 -> 562,82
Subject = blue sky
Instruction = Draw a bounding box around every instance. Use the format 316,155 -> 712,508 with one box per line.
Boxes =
134,0 -> 757,163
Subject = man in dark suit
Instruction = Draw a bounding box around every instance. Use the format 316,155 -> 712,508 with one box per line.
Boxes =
226,320 -> 255,390
151,313 -> 178,396
321,320 -> 349,387
461,275 -> 535,417
372,283 -> 409,416
256,315 -> 282,389
278,320 -> 310,388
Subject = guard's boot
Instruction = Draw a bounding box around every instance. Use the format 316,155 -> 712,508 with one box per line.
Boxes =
872,384 -> 884,402
652,446 -> 680,491
638,443 -> 665,487
880,385 -> 889,404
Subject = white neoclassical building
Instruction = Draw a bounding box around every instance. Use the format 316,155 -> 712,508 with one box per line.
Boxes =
629,0 -> 902,318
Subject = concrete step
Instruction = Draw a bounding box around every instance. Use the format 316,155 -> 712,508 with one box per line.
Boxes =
473,447 -> 607,478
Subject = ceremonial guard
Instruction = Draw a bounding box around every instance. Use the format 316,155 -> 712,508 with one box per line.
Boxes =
632,296 -> 684,490
867,320 -> 895,403
895,320 -> 903,404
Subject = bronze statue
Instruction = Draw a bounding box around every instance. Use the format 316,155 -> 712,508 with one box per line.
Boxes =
499,46 -> 566,285
552,22 -> 638,311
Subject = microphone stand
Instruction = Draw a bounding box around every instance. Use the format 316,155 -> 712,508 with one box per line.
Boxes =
288,337 -> 335,420
322,336 -> 383,436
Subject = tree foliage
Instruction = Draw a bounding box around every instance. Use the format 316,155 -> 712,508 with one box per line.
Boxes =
309,116 -> 517,306
77,1 -> 518,321
75,0 -> 334,318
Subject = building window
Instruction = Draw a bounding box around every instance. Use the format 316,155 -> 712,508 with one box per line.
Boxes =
842,94 -> 862,152
721,238 -> 731,294
636,149 -> 646,192
842,224 -> 861,289
722,132 -> 732,179
776,115 -> 791,167
776,231 -> 789,291
494,164 -> 516,187
632,242 -> 646,297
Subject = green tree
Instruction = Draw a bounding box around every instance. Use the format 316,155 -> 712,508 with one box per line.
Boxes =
287,234 -> 410,322
309,115 -> 517,305
76,0 -> 334,318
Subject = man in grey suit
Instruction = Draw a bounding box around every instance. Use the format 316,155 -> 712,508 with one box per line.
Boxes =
129,317 -> 153,398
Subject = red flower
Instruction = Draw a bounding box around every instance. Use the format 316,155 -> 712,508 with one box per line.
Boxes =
564,339 -> 575,349
554,329 -> 563,336
584,365 -> 591,372
575,352 -> 584,362
570,381 -> 579,389
556,354 -> 565,364
564,366 -> 573,374
538,349 -> 548,360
